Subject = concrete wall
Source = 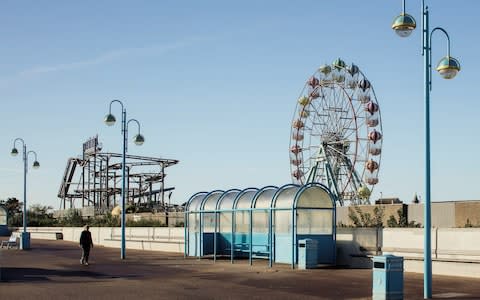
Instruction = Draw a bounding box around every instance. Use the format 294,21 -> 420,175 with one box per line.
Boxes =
24,226 -> 480,278
408,203 -> 456,228
381,228 -> 480,278
338,201 -> 480,228
26,226 -> 185,253
455,201 -> 480,227
336,228 -> 380,268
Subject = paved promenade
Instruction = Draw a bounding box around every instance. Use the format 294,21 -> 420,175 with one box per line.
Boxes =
1,239 -> 480,299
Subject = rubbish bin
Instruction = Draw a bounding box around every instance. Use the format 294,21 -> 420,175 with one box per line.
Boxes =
298,239 -> 318,269
372,254 -> 404,300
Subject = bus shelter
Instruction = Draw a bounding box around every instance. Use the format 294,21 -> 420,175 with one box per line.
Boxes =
0,205 -> 8,236
185,183 -> 336,268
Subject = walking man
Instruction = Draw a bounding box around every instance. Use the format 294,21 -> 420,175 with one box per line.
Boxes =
79,225 -> 94,265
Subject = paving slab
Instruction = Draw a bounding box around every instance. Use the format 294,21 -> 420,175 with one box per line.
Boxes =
1,239 -> 480,299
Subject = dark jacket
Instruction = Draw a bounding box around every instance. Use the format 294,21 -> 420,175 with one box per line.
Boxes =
79,230 -> 93,248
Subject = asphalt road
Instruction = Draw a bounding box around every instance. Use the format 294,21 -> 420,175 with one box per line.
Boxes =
1,239 -> 480,299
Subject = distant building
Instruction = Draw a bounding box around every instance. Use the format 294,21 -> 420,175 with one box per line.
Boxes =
375,198 -> 402,205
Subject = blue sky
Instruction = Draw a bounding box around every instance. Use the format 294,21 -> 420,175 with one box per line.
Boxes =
1,0 -> 478,209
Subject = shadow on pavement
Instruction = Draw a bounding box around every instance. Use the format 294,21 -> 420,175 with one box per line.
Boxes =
1,267 -> 135,282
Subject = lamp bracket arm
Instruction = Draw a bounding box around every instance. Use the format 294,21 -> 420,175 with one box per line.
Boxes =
127,118 -> 142,134
13,138 -> 25,148
430,27 -> 451,57
27,150 -> 38,161
109,99 -> 124,114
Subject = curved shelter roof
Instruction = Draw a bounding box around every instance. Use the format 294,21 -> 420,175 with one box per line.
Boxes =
185,183 -> 335,213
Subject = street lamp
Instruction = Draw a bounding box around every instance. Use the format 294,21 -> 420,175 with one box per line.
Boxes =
104,100 -> 145,259
11,138 -> 40,250
391,0 -> 460,298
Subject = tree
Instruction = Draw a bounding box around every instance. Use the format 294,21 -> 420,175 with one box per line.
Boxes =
28,204 -> 58,227
0,197 -> 23,226
357,186 -> 371,201
0,197 -> 22,214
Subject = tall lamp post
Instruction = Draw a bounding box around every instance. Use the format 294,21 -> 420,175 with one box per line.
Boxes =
11,138 -> 40,250
391,0 -> 460,298
104,100 -> 145,259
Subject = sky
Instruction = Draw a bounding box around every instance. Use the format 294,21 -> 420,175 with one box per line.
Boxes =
0,0 -> 478,210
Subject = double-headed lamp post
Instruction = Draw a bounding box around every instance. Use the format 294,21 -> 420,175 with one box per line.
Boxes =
104,100 -> 145,259
11,138 -> 40,250
392,0 -> 460,298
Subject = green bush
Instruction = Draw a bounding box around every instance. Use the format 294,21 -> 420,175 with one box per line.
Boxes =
387,208 -> 421,228
59,209 -> 84,227
348,205 -> 384,227
89,213 -> 120,227
28,204 -> 58,227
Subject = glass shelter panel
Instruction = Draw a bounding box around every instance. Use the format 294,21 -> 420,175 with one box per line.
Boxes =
252,209 -> 269,256
275,186 -> 300,208
218,191 -> 240,210
254,189 -> 277,209
188,194 -> 206,212
235,211 -> 250,233
297,186 -> 333,208
252,210 -> 269,233
235,191 -> 257,209
203,212 -> 216,232
189,213 -> 200,232
297,210 -> 333,234
275,210 -> 292,234
203,193 -> 223,211
274,210 -> 293,263
233,210 -> 250,252
219,211 -> 232,233
188,212 -> 200,256
216,191 -> 240,256
0,207 -> 6,225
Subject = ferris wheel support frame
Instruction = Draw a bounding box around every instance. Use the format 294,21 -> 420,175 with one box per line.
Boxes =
306,144 -> 344,206
304,142 -> 366,206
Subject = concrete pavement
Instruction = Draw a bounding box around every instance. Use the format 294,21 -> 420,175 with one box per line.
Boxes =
1,239 -> 480,299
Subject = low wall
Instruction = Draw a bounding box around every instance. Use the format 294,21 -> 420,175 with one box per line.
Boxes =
336,228 -> 380,268
24,226 -> 184,253
60,227 -> 184,252
381,228 -> 480,278
23,227 -> 480,278
26,227 -> 64,240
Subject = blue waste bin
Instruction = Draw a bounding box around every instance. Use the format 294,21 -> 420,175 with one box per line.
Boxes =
372,255 -> 403,300
298,239 -> 318,269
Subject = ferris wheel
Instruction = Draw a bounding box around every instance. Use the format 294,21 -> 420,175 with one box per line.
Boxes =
289,58 -> 382,206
